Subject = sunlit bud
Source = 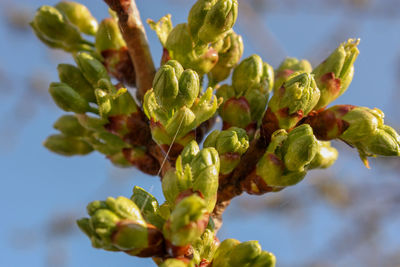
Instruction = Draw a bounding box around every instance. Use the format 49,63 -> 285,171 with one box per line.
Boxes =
232,54 -> 264,95
219,96 -> 252,129
53,115 -> 89,137
228,241 -> 262,267
188,0 -> 217,40
30,5 -> 85,51
44,134 -> 93,156
274,57 -> 312,92
313,39 -> 360,109
95,18 -> 125,52
282,124 -> 318,172
252,251 -> 276,267
131,186 -> 165,229
309,141 -> 338,169
212,239 -> 240,267
180,140 -> 200,165
74,52 -> 110,88
49,82 -> 94,113
75,113 -> 107,132
55,1 -> 98,35
197,0 -> 238,44
163,195 -> 208,246
162,168 -> 193,207
363,125 -> 400,156
57,63 -> 96,102
268,72 -> 320,130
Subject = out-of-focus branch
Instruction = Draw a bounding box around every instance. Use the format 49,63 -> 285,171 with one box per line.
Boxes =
104,0 -> 155,102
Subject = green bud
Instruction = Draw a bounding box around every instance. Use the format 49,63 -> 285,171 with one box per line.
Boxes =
180,140 -> 200,165
204,127 -> 249,174
220,96 -> 252,128
75,113 -> 107,131
252,251 -> 276,267
153,63 -> 180,108
44,134 -> 93,156
228,241 -> 262,267
165,23 -> 195,63
244,89 -> 269,122
162,168 -> 192,206
197,0 -> 238,43
192,229 -> 218,262
208,30 -> 243,84
232,54 -> 264,95
212,239 -> 240,267
268,72 -> 320,130
74,52 -> 109,88
48,82 -> 94,113
163,195 -> 208,246
55,1 -> 98,35
274,57 -> 312,92
190,87 -> 220,127
87,200 -> 108,216
90,209 -> 120,240
53,115 -> 89,137
191,148 -> 220,211
188,0 -> 217,40
105,196 -> 146,224
88,131 -> 127,155
159,259 -> 187,267
111,220 -> 148,251
340,107 -> 382,143
313,39 -> 360,109
309,141 -> 338,169
95,18 -> 126,52
147,14 -> 173,47
176,69 -> 200,108
165,107 -> 196,139
282,124 -> 318,172
30,5 -> 86,51
363,125 -> 400,156
57,64 -> 96,102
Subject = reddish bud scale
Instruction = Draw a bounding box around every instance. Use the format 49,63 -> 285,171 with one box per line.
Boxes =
101,47 -> 136,86
304,104 -> 355,140
161,48 -> 171,66
199,259 -> 210,267
275,69 -> 294,80
319,72 -> 341,99
261,108 -> 280,143
122,148 -> 160,175
240,170 -> 275,195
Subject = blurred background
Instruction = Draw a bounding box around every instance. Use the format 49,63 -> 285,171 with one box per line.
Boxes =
1,0 -> 400,266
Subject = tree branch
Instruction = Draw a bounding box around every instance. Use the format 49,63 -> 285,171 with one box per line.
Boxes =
104,0 -> 155,102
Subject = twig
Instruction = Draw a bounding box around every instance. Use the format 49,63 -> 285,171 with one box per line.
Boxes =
104,0 -> 156,102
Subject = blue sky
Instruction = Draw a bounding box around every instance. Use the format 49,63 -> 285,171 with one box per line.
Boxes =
1,0 -> 400,266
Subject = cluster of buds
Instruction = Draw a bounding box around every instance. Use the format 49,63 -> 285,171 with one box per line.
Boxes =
217,54 -> 274,137
77,194 -> 165,257
30,1 -> 97,52
144,60 -> 220,158
243,124 -> 338,194
148,0 -> 238,75
204,127 -> 249,176
161,141 -> 219,249
44,50 -> 159,174
304,105 -> 400,166
211,239 -> 276,267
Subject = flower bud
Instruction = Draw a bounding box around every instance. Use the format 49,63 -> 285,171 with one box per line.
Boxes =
53,114 -> 89,137
197,0 -> 238,44
44,134 -> 93,156
191,147 -> 220,212
228,241 -> 262,267
363,125 -> 400,156
204,127 -> 249,174
252,251 -> 276,267
309,141 -> 339,169
162,168 -> 193,207
49,82 -> 93,113
282,124 -> 318,172
95,18 -> 125,52
74,52 -> 109,88
75,113 -> 107,131
232,54 -> 264,95
268,72 -> 320,130
244,89 -> 269,123
188,0 -> 217,40
30,5 -> 86,51
163,195 -> 208,246
274,57 -> 312,92
192,229 -> 218,262
55,1 -> 98,35
57,64 -> 96,102
159,259 -> 188,267
180,140 -> 200,165
88,131 -> 127,155
313,39 -> 360,110
208,31 -> 243,84
190,87 -> 220,126
219,96 -> 252,129
212,239 -> 240,267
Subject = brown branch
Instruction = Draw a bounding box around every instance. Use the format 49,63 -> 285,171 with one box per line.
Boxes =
104,0 -> 156,102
